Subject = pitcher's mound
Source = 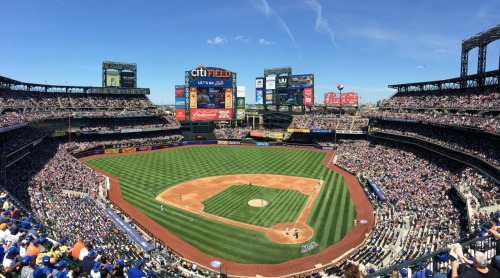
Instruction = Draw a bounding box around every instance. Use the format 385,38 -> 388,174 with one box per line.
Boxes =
248,199 -> 268,207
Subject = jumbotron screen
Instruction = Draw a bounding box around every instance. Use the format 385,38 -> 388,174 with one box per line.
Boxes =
196,87 -> 225,108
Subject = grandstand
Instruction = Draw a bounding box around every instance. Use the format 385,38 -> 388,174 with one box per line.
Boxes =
0,25 -> 499,278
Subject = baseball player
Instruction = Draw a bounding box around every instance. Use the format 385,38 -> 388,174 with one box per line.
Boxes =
285,227 -> 289,235
160,205 -> 163,212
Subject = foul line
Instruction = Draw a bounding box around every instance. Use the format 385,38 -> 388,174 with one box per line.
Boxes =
172,211 -> 193,222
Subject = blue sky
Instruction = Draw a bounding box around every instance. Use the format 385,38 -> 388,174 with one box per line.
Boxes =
1,0 -> 499,105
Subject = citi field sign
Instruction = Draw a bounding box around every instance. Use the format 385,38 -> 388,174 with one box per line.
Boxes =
189,66 -> 232,79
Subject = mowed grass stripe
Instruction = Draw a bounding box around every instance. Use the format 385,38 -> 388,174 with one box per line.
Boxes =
85,146 -> 356,264
202,185 -> 307,228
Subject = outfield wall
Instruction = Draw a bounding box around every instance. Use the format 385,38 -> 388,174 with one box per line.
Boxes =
72,140 -> 336,158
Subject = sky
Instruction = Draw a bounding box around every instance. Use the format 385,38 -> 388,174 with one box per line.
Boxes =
1,0 -> 499,105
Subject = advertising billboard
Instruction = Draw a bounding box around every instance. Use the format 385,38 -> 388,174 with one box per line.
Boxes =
175,85 -> 184,97
175,97 -> 186,108
236,108 -> 245,120
236,97 -> 245,108
106,71 -> 121,87
304,87 -> 314,106
175,109 -> 186,121
255,78 -> 264,89
236,86 -> 245,97
277,76 -> 288,89
256,89 -> 263,104
189,87 -> 197,108
323,92 -> 359,106
224,88 -> 233,109
290,75 -> 313,88
190,109 -> 233,121
265,75 -> 276,90
121,71 -> 136,88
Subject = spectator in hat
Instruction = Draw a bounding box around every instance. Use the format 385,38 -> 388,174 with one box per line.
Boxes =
412,262 -> 433,278
0,222 -> 9,240
71,236 -> 84,259
4,226 -> 20,248
110,259 -> 125,278
33,255 -> 54,278
19,239 -> 29,257
95,247 -> 104,262
58,238 -> 70,254
52,260 -> 68,278
20,216 -> 31,230
50,242 -> 63,258
451,251 -> 500,278
26,238 -> 41,258
20,255 -> 36,278
90,261 -> 102,278
82,250 -> 98,275
0,210 -> 11,224
128,260 -> 147,278
3,246 -> 21,274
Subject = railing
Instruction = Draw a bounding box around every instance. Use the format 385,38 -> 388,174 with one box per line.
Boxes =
365,235 -> 499,277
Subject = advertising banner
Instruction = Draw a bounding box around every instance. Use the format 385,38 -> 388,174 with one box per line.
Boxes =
256,89 -> 263,104
236,97 -> 245,108
120,72 -> 136,88
250,131 -> 265,137
287,128 -> 311,133
105,209 -> 155,252
175,97 -> 186,108
106,71 -> 120,87
122,147 -> 136,153
190,109 -> 233,121
224,88 -> 233,109
237,86 -> 245,97
265,76 -> 276,90
105,149 -> 119,154
304,87 -> 314,106
323,92 -> 358,106
277,76 -> 288,89
310,129 -> 335,134
255,78 -> 264,89
267,133 -> 284,139
189,87 -> 197,108
121,129 -> 143,133
290,75 -> 313,88
175,109 -> 186,121
256,142 -> 270,146
236,108 -> 245,120
175,85 -> 184,97
189,78 -> 232,88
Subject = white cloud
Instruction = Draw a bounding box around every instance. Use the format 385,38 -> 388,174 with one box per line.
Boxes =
207,36 -> 228,44
258,38 -> 275,45
305,0 -> 337,48
234,35 -> 250,43
253,0 -> 301,58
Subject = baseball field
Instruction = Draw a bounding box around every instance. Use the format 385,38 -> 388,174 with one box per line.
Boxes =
84,146 -> 357,264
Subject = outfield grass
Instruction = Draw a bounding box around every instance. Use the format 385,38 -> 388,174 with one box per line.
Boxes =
85,146 -> 356,264
202,185 -> 308,228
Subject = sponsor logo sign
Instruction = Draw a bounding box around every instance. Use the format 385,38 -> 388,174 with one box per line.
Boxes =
175,109 -> 186,121
290,75 -> 313,88
236,97 -> 245,108
236,86 -> 245,97
224,88 -> 233,109
323,91 -> 358,106
265,75 -> 276,90
277,76 -> 288,88
236,108 -> 245,120
255,89 -> 263,104
190,109 -> 233,121
255,78 -> 264,89
304,87 -> 314,106
189,66 -> 232,79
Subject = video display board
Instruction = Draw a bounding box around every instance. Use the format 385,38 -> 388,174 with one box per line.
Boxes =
184,66 -> 236,121
121,72 -> 136,88
103,61 -> 137,88
106,71 -> 121,87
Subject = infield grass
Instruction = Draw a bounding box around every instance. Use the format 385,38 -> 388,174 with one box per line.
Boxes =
202,185 -> 308,227
85,146 -> 356,264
